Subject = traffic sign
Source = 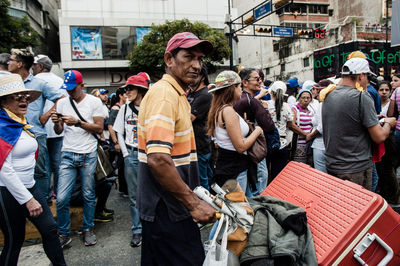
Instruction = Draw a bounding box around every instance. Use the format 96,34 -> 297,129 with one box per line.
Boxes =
254,1 -> 272,20
273,27 -> 293,37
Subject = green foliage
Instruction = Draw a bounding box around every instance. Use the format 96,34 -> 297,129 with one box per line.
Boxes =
0,0 -> 40,53
127,19 -> 231,79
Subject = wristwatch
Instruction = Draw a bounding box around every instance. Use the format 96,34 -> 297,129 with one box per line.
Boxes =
74,119 -> 81,127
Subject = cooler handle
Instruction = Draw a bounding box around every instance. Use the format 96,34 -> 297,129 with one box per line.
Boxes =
353,233 -> 393,266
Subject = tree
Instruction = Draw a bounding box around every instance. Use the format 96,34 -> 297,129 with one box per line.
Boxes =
0,0 -> 40,53
127,19 -> 231,79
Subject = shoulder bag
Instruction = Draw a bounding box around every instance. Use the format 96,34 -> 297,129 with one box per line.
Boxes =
243,112 -> 267,164
69,97 -> 113,181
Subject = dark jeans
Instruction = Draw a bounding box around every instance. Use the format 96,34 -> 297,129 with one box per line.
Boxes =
0,185 -> 66,266
47,136 -> 63,196
95,180 -> 113,214
329,167 -> 373,191
141,201 -> 204,266
267,147 -> 289,184
117,152 -> 128,194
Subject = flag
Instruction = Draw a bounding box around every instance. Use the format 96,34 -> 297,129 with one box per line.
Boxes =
0,109 -> 27,169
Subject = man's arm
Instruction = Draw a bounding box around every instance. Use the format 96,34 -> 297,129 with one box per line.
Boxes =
61,115 -> 104,134
147,153 -> 216,224
250,98 -> 275,133
51,111 -> 64,135
368,117 -> 396,144
39,96 -> 66,126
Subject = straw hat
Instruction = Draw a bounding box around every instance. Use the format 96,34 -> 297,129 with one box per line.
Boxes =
0,74 -> 41,102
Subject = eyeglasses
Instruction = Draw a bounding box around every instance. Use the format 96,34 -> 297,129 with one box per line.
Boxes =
247,77 -> 262,82
11,94 -> 31,102
8,58 -> 18,62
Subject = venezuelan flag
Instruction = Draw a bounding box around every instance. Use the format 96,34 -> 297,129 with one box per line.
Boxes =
0,109 -> 34,169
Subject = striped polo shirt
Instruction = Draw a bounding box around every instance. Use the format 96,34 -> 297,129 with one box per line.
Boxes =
137,74 -> 199,222
292,104 -> 314,145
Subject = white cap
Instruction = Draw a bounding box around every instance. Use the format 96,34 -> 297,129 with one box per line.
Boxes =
341,57 -> 376,76
302,80 -> 317,90
269,81 -> 288,96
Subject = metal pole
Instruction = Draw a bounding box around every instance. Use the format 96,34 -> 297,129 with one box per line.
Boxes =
386,0 -> 389,80
228,0 -> 233,70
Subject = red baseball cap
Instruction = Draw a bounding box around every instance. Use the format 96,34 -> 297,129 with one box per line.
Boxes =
121,75 -> 149,90
165,32 -> 213,54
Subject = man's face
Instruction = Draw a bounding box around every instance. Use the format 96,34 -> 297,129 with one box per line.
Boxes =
32,63 -> 42,76
67,83 -> 83,99
165,47 -> 204,88
7,54 -> 21,73
243,70 -> 262,93
99,93 -> 108,103
359,73 -> 369,90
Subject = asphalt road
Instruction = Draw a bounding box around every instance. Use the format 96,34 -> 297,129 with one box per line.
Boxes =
15,188 -> 211,266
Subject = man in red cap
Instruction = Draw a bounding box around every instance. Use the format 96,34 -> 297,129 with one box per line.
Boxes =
112,74 -> 149,248
137,32 -> 216,265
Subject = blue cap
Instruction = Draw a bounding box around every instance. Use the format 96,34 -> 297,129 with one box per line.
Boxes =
61,70 -> 83,91
286,78 -> 299,88
297,88 -> 312,100
99,88 -> 109,94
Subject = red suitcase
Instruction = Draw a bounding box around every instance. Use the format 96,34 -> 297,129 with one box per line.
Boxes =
261,162 -> 400,266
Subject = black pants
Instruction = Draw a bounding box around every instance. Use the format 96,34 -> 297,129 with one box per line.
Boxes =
267,147 -> 289,184
0,185 -> 66,266
95,180 -> 113,213
117,152 -> 128,194
141,201 -> 204,266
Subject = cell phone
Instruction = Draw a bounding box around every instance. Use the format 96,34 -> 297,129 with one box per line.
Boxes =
56,113 -> 63,117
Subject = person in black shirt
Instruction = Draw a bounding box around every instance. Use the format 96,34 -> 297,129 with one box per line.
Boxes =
187,65 -> 213,190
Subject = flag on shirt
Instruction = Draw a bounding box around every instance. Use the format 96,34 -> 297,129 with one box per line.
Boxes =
0,109 -> 35,169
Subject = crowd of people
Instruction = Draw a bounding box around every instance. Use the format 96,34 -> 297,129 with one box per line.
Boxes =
0,32 -> 400,265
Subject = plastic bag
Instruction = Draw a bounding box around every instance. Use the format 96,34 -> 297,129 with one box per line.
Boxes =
203,214 -> 229,266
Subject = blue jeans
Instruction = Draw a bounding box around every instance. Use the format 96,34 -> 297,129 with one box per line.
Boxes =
47,137 -> 63,196
34,135 -> 51,201
197,152 -> 213,190
371,163 -> 379,192
124,149 -> 142,234
56,150 -> 97,236
394,129 -> 400,157
237,158 -> 268,197
313,148 -> 327,173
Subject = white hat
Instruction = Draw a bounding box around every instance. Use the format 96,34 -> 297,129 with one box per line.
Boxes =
0,74 -> 41,102
341,58 -> 376,76
302,80 -> 317,90
269,81 -> 288,96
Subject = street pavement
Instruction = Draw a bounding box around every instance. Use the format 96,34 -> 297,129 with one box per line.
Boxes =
14,187 -> 211,266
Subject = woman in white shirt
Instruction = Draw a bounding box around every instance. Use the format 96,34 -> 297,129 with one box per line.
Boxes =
207,71 -> 262,187
0,74 -> 66,266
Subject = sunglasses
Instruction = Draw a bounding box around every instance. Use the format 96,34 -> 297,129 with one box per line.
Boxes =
247,77 -> 262,82
11,94 -> 31,102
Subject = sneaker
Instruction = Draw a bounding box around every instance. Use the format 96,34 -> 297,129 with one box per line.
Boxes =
130,233 -> 142,247
94,211 -> 113,223
83,229 -> 97,246
59,235 -> 71,248
103,207 -> 114,215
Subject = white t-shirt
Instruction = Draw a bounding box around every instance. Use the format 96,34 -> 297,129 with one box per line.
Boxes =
36,72 -> 66,138
101,104 -> 110,139
113,104 -> 139,157
57,94 -> 104,153
287,95 -> 297,108
0,131 -> 37,204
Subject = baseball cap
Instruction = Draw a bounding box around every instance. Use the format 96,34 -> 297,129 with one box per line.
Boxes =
302,80 -> 317,91
121,75 -> 149,90
34,55 -> 53,70
165,32 -> 213,54
61,70 -> 83,91
99,88 -> 109,94
341,57 -> 376,76
209,70 -> 241,93
269,81 -> 288,96
297,88 -> 312,100
286,78 -> 299,88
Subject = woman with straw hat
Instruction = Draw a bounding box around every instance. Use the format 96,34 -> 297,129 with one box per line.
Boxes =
0,74 -> 66,266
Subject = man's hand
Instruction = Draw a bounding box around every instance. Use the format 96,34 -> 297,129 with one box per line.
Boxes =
189,199 -> 217,224
62,115 -> 79,126
115,144 -> 121,153
26,198 -> 43,217
385,117 -> 397,128
50,110 -> 62,124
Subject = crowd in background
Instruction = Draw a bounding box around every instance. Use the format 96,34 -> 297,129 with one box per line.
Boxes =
0,35 -> 400,265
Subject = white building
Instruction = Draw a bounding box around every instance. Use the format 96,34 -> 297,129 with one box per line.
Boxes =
232,0 -> 393,82
58,0 -> 232,89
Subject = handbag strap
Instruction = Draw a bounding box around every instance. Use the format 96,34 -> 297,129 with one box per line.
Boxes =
69,97 -> 99,141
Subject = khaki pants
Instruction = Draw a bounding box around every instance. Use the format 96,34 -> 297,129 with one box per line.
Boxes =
330,166 -> 373,191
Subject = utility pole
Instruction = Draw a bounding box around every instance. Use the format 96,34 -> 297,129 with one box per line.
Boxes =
386,0 -> 390,80
228,0 -> 233,70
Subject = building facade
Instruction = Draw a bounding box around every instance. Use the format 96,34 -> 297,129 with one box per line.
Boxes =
232,0 -> 394,82
58,0 -> 231,89
8,0 -> 61,61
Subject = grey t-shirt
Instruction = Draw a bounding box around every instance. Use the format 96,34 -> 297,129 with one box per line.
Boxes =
322,85 -> 378,174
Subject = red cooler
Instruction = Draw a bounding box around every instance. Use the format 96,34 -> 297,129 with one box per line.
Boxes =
261,161 -> 400,265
